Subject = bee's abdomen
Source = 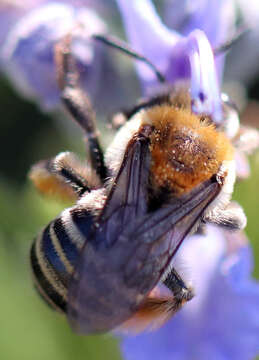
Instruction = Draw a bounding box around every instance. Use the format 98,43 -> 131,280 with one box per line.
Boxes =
30,206 -> 94,313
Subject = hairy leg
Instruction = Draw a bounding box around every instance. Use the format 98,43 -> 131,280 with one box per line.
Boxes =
55,34 -> 108,182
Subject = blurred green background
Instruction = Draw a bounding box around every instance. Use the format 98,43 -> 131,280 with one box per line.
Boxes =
0,37 -> 259,360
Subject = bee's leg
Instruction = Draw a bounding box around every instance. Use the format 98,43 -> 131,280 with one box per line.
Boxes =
163,267 -> 194,311
29,152 -> 101,201
204,201 -> 247,231
117,267 -> 194,332
55,34 -> 107,182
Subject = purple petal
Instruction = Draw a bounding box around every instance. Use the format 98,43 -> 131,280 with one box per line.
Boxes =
0,1 -> 44,47
121,226 -> 259,360
1,3 -> 106,110
167,30 -> 222,122
187,30 -> 222,121
164,0 -> 235,48
225,0 -> 259,85
116,0 -> 181,84
164,0 -> 235,80
235,151 -> 251,180
116,0 -> 222,122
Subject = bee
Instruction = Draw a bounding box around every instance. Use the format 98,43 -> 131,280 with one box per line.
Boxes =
30,33 -> 253,335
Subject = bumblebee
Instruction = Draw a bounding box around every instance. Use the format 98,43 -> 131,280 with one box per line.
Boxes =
30,34 -> 255,334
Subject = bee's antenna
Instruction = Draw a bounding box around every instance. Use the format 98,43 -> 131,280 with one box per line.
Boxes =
92,34 -> 166,84
213,26 -> 250,56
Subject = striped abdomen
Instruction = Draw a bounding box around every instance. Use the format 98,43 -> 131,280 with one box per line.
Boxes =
30,206 -> 94,313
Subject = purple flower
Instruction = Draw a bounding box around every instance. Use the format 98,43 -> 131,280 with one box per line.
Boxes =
0,1 -> 45,47
163,0 -> 235,50
224,0 -> 259,85
1,2 -> 106,110
163,0 -> 236,84
121,226 -> 259,360
116,0 -> 239,123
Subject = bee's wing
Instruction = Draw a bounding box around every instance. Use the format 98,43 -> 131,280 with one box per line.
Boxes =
122,177 -> 220,291
93,133 -> 150,247
67,133 -> 151,333
68,142 -> 221,335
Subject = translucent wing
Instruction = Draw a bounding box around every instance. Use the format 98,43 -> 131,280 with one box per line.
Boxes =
68,133 -> 151,332
93,133 -> 150,248
68,135 -> 221,334
122,177 -> 220,291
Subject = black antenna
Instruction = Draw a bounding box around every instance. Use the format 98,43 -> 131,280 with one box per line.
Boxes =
92,34 -> 166,83
214,26 -> 250,56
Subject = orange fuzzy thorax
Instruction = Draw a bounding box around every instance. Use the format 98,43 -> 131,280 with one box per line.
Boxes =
142,105 -> 233,195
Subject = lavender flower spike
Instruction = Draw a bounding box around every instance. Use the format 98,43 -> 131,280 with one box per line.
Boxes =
121,226 -> 259,360
116,0 -> 225,123
116,0 -> 181,83
164,0 -> 235,52
169,29 -> 222,122
1,2 -> 106,110
0,0 -> 44,48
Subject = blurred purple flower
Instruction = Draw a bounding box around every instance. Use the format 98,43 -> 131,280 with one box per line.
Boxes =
116,0 -> 237,123
163,0 -> 235,83
224,0 -> 259,85
163,0 -> 235,50
121,226 -> 259,360
0,0 -> 45,47
0,2 -> 107,110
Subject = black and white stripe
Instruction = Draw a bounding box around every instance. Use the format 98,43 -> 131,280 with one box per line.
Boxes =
30,206 -> 95,313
